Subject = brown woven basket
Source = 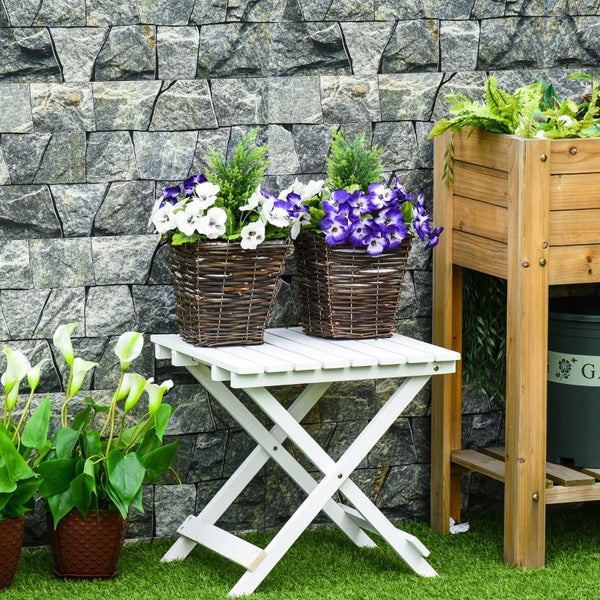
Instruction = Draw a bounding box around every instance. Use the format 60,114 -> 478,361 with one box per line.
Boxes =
168,239 -> 292,347
48,509 -> 128,579
0,517 -> 24,590
294,229 -> 411,339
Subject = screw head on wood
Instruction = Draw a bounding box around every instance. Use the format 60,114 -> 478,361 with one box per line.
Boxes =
539,258 -> 547,267
569,146 -> 578,155
532,492 -> 540,503
540,154 -> 547,162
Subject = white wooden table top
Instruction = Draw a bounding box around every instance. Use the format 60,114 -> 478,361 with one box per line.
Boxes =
151,328 -> 460,389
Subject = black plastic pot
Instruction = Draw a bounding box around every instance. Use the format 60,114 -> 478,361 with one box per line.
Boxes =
547,296 -> 600,467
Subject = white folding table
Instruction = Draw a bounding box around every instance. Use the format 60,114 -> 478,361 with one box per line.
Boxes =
152,327 -> 459,596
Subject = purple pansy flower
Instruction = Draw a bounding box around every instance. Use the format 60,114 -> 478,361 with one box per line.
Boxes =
160,186 -> 181,207
364,228 -> 389,256
321,215 -> 350,245
367,183 -> 393,211
425,226 -> 444,249
184,173 -> 207,196
384,223 -> 407,250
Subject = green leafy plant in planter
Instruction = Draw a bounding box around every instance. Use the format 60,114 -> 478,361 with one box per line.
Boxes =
36,325 -> 178,579
0,349 -> 51,589
430,72 -> 600,400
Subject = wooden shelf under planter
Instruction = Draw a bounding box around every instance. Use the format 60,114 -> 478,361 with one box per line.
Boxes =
431,128 -> 600,569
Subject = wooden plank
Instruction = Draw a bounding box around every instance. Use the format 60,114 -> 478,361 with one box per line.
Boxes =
550,209 -> 600,246
450,449 -> 506,483
550,173 -> 600,210
549,245 -> 600,285
432,132 -> 464,534
452,230 -> 508,279
454,161 -> 509,208
452,128 -> 512,172
579,467 -> 600,480
453,195 -> 508,243
546,483 -> 600,505
483,448 -> 594,487
504,136 -> 549,568
550,138 -> 600,174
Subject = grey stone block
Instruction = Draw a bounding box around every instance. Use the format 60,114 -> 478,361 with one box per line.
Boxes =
31,83 -> 95,132
423,0 -> 474,18
33,288 -> 87,339
0,153 -> 8,185
471,0 -> 505,18
134,131 -> 198,179
138,0 -> 195,24
30,238 -> 94,288
0,84 -> 33,132
292,124 -> 332,173
431,71 -> 487,122
211,78 -> 269,126
51,28 -> 109,82
326,0 -> 374,19
341,22 -> 394,75
150,80 -> 217,130
1,134 -> 51,184
147,242 -> 173,284
298,0 -> 329,20
127,486 -> 154,539
154,483 -> 196,537
94,25 -> 156,80
93,81 -> 160,130
51,183 -> 107,237
157,27 -> 199,80
197,22 -> 349,77
381,20 -> 439,72
85,285 -> 137,336
2,0 -> 39,25
0,29 -> 61,82
189,0 -> 227,23
94,180 -> 155,236
1,288 -> 50,339
189,128 -> 230,177
319,380 -> 377,423
264,125 -> 300,175
0,185 -> 61,239
33,0 -> 86,26
373,121 -> 419,171
268,77 -> 322,124
132,284 -> 177,333
440,20 -> 480,72
376,463 -> 430,520
34,133 -> 87,184
86,131 -> 139,182
163,385 -> 214,435
368,418 -> 417,467
0,240 -> 32,288
187,431 -> 227,482
86,0 -> 140,26
227,0 -> 302,21
92,235 -> 158,285
379,73 -> 443,121
321,76 -> 381,123
375,0 -> 425,19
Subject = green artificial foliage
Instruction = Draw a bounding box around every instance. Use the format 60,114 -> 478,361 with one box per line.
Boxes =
325,129 -> 384,193
206,128 -> 270,216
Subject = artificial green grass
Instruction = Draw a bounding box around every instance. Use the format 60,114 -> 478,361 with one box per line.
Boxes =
5,505 -> 600,600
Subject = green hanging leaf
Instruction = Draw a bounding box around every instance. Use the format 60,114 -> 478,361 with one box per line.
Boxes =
22,394 -> 51,450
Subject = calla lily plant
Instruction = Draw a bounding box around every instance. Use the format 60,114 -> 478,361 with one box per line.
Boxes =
0,346 -> 51,521
38,325 -> 178,528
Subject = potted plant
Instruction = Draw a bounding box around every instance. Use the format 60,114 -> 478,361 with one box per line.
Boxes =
290,129 -> 441,339
37,324 -> 178,579
151,128 -> 299,347
0,349 -> 50,589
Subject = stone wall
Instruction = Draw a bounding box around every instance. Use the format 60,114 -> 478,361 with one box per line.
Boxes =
1,1 -> 598,544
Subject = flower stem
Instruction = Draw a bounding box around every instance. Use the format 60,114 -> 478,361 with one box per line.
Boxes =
12,389 -> 35,443
104,372 -> 125,458
61,368 -> 74,428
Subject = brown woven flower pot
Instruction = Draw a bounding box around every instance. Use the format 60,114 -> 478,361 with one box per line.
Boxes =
169,239 -> 292,346
0,517 -> 24,590
294,230 -> 411,339
48,509 -> 128,579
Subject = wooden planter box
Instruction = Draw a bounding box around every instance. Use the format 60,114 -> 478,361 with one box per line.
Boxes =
431,129 -> 600,569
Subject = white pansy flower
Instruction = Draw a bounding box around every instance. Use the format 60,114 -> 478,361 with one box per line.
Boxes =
535,129 -> 547,139
193,181 -> 219,209
239,186 -> 264,211
175,200 -> 204,236
152,203 -> 177,234
240,220 -> 266,250
290,211 -> 310,240
197,207 -> 227,239
300,179 -> 325,201
266,205 -> 290,228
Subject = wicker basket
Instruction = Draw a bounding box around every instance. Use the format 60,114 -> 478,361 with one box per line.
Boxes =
168,239 -> 292,347
294,229 -> 411,339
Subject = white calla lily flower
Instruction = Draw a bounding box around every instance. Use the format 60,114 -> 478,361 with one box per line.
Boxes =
70,358 -> 98,397
114,331 -> 144,371
2,347 -> 30,395
53,323 -> 79,367
27,359 -> 49,392
123,373 -> 148,413
145,379 -> 174,417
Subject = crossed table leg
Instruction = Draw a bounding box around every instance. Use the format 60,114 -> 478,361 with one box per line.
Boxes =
162,362 -> 437,596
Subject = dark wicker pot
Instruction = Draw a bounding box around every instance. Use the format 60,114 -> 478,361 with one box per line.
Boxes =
168,239 -> 292,347
48,510 -> 128,579
294,229 -> 411,339
0,517 -> 24,590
